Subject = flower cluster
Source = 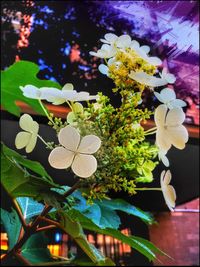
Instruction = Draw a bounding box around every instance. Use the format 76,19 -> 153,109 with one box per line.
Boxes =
15,33 -> 189,211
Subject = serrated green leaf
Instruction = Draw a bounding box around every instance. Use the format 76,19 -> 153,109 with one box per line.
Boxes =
95,199 -> 154,225
0,208 -> 21,250
64,209 -> 164,262
1,60 -> 61,116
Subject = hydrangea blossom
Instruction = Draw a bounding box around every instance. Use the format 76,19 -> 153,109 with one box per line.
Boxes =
48,126 -> 101,178
155,104 -> 188,151
154,88 -> 186,109
20,83 -> 98,104
160,170 -> 176,211
15,114 -> 39,153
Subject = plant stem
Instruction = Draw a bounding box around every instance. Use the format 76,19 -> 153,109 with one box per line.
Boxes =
36,225 -> 57,233
38,100 -> 54,124
144,130 -> 157,136
15,252 -> 32,266
1,180 -> 81,264
135,187 -> 162,191
144,126 -> 157,133
37,134 -> 52,149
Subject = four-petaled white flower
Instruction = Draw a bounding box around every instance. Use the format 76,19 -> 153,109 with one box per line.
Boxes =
20,83 -> 98,104
160,170 -> 176,211
129,68 -> 176,88
155,104 -> 188,151
154,88 -> 186,109
100,33 -> 132,49
130,40 -> 162,66
15,114 -> 39,153
48,126 -> 101,178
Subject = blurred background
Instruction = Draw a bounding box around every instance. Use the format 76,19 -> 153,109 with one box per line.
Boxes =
1,1 -> 199,266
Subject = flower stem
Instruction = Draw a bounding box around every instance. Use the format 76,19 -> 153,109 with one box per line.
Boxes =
37,134 -> 52,149
135,187 -> 162,191
144,126 -> 157,133
38,99 -> 55,124
144,130 -> 157,136
12,199 -> 27,230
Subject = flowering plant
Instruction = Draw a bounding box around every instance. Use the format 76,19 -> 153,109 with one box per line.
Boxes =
1,33 -> 188,266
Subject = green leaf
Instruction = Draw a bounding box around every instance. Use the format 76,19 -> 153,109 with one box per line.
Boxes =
21,232 -> 53,264
59,212 -> 115,266
16,197 -> 44,220
1,144 -> 62,199
0,208 -> 21,250
95,199 -> 154,225
65,209 -> 164,262
1,60 -> 61,116
2,143 -> 53,182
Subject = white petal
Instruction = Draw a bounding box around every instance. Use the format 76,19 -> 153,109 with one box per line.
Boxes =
166,108 -> 185,126
48,147 -> 74,169
154,92 -> 164,103
20,85 -> 42,99
78,135 -> 101,154
116,34 -> 132,48
160,88 -> 176,102
62,83 -> 74,91
104,33 -> 118,43
167,125 -> 188,149
72,154 -> 97,178
163,170 -> 172,185
73,102 -> 84,113
159,151 -> 170,167
19,114 -> 39,134
129,71 -> 168,87
141,45 -> 150,54
25,133 -> 38,153
58,125 -> 80,151
165,73 -> 176,84
154,104 -> 168,127
170,99 -> 187,109
147,56 -> 162,66
156,129 -> 172,151
67,112 -> 76,124
163,185 -> 176,211
98,64 -> 109,75
40,88 -> 63,103
107,57 -> 116,65
15,132 -> 31,149
160,170 -> 166,186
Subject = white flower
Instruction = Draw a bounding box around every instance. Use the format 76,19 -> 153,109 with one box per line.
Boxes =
48,126 -> 101,178
100,33 -> 132,49
160,68 -> 176,84
67,102 -> 84,125
154,88 -> 186,109
100,33 -> 118,45
160,170 -> 176,211
129,71 -> 168,87
89,44 -> 117,59
98,58 -> 121,76
158,149 -> 169,167
20,85 -> 44,99
130,40 -> 162,66
15,114 -> 39,153
20,84 -> 98,104
155,104 -> 188,151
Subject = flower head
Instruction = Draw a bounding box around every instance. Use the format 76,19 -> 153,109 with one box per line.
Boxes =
48,126 -> 101,178
160,170 -> 176,211
20,83 -> 98,104
155,104 -> 188,151
154,88 -> 186,109
15,114 -> 39,153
